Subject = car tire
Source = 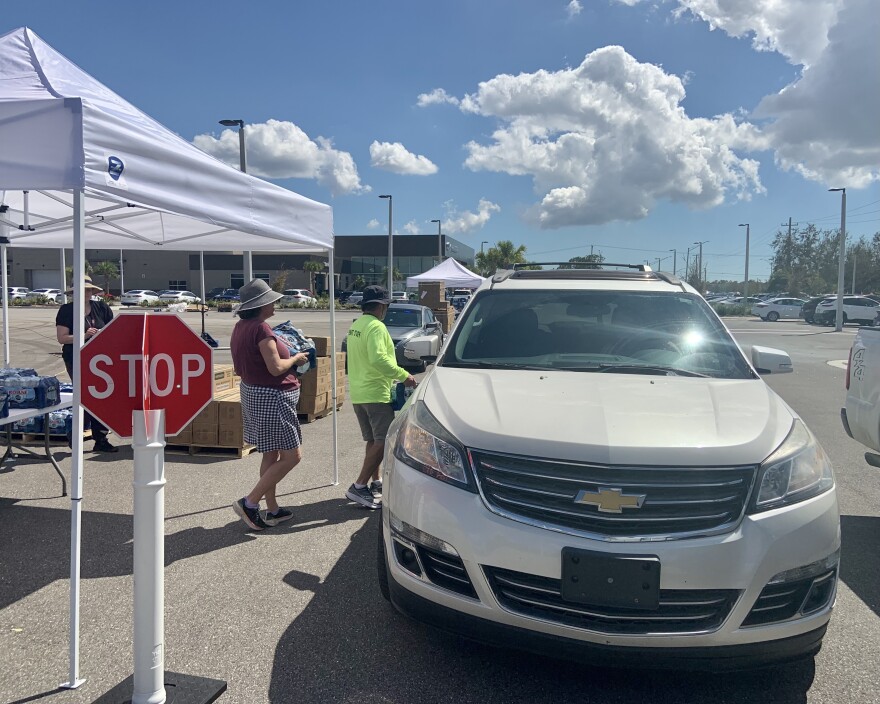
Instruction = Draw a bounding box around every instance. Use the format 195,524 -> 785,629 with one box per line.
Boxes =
408,360 -> 427,373
767,311 -> 780,322
843,313 -> 848,326
377,519 -> 391,602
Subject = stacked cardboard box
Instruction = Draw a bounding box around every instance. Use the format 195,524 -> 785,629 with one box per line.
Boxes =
297,350 -> 347,418
417,282 -> 445,309
167,363 -> 240,446
432,303 -> 455,334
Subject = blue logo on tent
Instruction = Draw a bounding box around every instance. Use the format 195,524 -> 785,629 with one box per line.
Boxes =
108,156 -> 124,181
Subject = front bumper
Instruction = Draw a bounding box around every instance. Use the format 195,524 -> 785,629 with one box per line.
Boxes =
384,456 -> 839,662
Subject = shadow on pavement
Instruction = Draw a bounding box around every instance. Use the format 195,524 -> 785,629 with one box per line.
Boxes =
269,517 -> 815,704
839,514 -> 880,618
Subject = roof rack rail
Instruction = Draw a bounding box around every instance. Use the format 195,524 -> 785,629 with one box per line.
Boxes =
511,262 -> 651,271
491,264 -> 683,287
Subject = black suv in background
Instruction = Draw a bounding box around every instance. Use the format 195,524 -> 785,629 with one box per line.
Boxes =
802,295 -> 834,324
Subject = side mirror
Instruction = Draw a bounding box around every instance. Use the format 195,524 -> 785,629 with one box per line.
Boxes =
751,345 -> 793,374
404,335 -> 438,362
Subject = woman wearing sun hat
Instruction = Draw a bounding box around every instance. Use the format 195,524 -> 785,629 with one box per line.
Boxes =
54,275 -> 118,453
229,279 -> 310,531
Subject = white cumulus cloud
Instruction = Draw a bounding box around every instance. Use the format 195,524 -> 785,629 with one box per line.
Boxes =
566,1 -> 583,19
442,199 -> 501,234
369,141 -> 439,176
402,220 -> 421,235
459,46 -> 763,228
416,88 -> 461,107
193,119 -> 369,196
672,0 -> 879,187
367,218 -> 380,230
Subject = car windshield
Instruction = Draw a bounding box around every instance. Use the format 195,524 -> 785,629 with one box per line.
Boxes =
383,309 -> 421,328
442,290 -> 754,379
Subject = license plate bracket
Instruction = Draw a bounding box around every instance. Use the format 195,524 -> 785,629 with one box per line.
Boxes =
561,548 -> 661,610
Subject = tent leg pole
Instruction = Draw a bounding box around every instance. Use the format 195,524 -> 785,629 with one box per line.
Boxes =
1,241 -> 9,368
61,189 -> 86,690
328,248 -> 338,486
199,251 -> 206,336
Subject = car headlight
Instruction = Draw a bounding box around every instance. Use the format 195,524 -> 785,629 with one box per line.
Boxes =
752,420 -> 834,512
393,401 -> 475,492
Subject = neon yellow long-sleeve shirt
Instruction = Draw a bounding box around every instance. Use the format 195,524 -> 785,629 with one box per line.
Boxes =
346,314 -> 410,404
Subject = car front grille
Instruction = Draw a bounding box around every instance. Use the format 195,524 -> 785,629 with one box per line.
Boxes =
741,569 -> 836,627
484,566 -> 739,635
415,545 -> 477,598
470,450 -> 757,539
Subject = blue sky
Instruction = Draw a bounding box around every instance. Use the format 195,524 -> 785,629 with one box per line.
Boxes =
5,0 -> 879,283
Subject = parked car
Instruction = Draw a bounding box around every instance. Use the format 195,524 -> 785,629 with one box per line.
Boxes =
159,290 -> 201,304
802,295 -> 835,324
814,296 -> 880,326
213,289 -> 241,302
392,291 -> 409,303
385,264 -> 838,668
341,303 -> 443,372
121,289 -> 161,306
450,289 -> 473,313
751,297 -> 806,321
6,286 -> 29,299
24,288 -> 62,303
206,287 -> 227,300
842,325 -> 880,466
336,291 -> 353,304
347,292 -> 364,306
280,288 -> 317,307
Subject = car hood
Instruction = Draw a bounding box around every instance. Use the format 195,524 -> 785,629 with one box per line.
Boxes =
419,368 -> 793,466
386,326 -> 420,344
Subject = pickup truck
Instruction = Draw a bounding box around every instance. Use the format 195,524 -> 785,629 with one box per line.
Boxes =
842,326 -> 880,466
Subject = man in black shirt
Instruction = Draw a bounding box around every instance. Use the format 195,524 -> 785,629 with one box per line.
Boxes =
54,275 -> 118,452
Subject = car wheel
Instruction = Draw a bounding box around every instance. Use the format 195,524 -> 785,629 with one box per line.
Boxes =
767,311 -> 780,322
377,519 -> 391,602
843,313 -> 848,326
409,360 -> 427,373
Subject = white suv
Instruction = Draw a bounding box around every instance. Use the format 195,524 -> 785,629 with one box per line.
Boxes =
382,264 -> 839,668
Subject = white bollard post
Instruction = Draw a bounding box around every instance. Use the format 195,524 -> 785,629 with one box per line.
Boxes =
132,409 -> 167,704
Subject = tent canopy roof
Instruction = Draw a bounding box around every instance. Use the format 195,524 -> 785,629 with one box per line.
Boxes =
406,257 -> 485,288
0,27 -> 333,253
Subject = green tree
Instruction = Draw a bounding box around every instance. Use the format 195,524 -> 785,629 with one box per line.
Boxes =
65,261 -> 94,290
559,253 -> 605,269
92,260 -> 118,295
303,260 -> 324,293
381,266 -> 404,286
270,265 -> 290,293
352,275 -> 366,291
474,240 -> 529,276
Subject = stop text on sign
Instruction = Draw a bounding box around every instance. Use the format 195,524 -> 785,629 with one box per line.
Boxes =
87,353 -> 207,399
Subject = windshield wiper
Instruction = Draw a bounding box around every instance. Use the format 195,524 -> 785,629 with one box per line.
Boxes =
591,363 -> 710,377
443,361 -> 550,371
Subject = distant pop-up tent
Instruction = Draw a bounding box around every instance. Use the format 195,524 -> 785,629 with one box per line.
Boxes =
0,27 -> 338,688
406,257 -> 485,288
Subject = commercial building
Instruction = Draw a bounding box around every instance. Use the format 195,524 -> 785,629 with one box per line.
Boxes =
5,234 -> 476,295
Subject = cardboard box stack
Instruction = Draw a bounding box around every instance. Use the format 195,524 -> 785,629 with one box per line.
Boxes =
297,340 -> 347,419
418,281 -> 454,333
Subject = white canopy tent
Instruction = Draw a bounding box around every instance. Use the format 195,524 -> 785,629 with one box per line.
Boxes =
0,27 -> 338,689
406,257 -> 485,289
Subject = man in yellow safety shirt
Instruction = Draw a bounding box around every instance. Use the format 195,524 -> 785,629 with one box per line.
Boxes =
345,285 -> 417,509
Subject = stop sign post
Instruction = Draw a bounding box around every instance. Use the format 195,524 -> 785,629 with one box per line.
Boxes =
81,313 -> 225,704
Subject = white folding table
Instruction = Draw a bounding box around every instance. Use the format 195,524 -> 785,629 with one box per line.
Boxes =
1,392 -> 72,496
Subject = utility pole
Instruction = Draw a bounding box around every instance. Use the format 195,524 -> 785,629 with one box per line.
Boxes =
738,224 -> 750,300
670,249 -> 677,278
780,218 -> 799,274
693,241 -> 708,292
852,254 -> 857,294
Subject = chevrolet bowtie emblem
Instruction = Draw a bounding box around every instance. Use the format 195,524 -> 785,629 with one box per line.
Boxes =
574,487 -> 647,513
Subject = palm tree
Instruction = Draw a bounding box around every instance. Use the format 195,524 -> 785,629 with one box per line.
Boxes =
474,240 -> 528,276
303,260 -> 325,294
92,260 -> 119,295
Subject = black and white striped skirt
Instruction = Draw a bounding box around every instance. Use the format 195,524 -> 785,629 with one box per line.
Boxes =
240,382 -> 302,453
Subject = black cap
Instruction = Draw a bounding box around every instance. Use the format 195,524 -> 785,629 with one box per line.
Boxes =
361,285 -> 392,307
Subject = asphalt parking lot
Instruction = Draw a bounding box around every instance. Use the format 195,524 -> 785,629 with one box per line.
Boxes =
1,310 -> 879,703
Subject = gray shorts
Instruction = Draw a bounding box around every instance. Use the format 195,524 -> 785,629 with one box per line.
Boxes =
353,403 -> 395,442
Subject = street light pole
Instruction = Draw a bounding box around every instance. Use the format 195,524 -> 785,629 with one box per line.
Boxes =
830,188 -> 847,331
738,224 -> 750,300
670,249 -> 677,277
379,195 -> 393,292
219,119 -> 252,283
693,241 -> 708,292
481,241 -> 488,254
431,219 -> 442,264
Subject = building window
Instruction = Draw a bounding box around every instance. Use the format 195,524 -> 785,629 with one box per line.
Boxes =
168,280 -> 187,291
230,273 -> 270,288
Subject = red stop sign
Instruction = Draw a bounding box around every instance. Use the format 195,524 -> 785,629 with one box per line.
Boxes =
80,313 -> 214,438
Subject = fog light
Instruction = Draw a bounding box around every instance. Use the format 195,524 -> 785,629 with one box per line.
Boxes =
801,570 -> 837,615
392,539 -> 422,576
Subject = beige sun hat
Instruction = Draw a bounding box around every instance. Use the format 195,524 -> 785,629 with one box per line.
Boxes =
65,275 -> 103,295
235,278 -> 283,312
